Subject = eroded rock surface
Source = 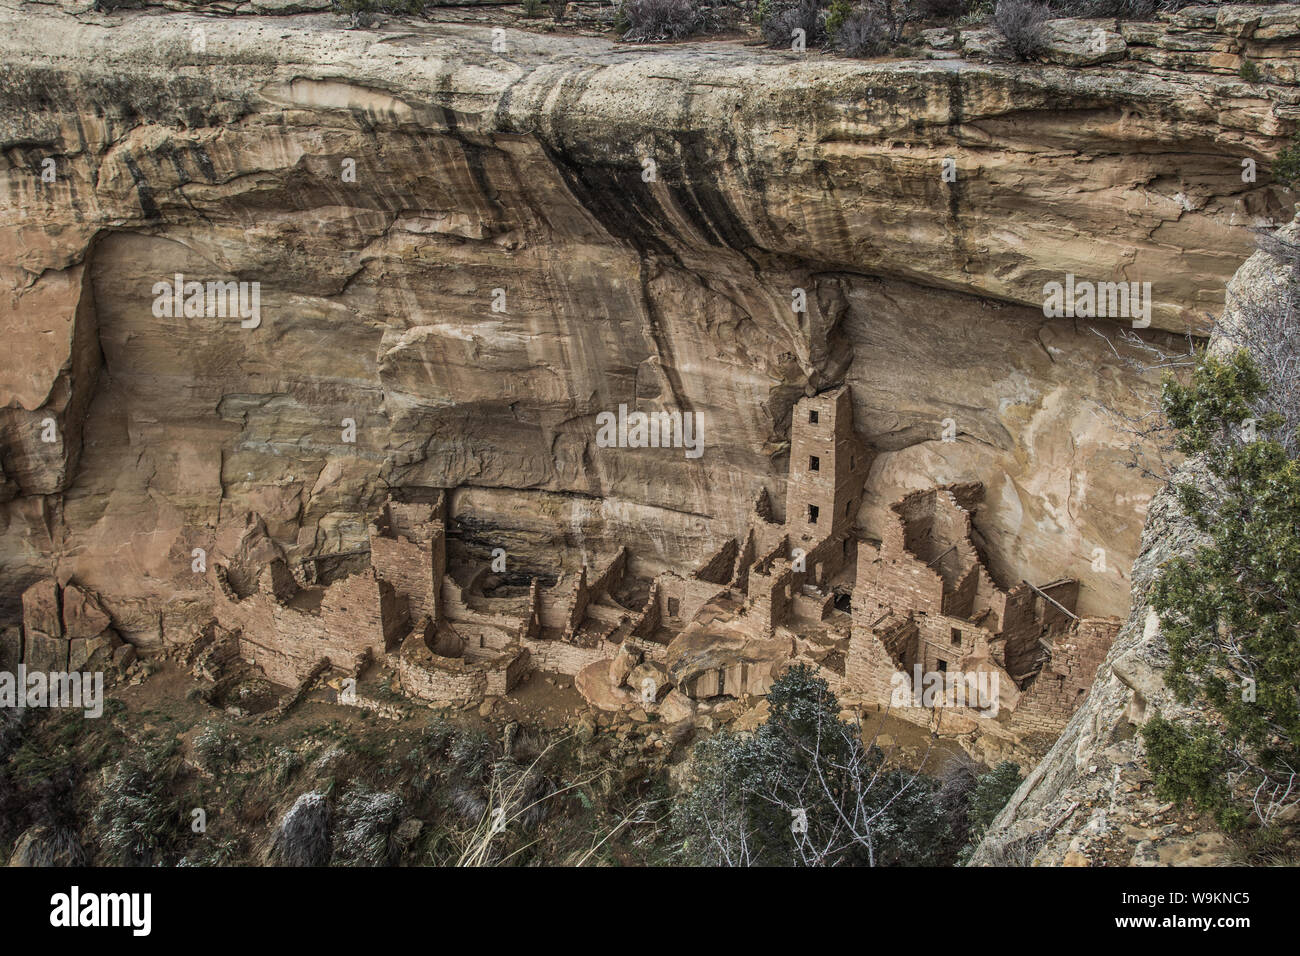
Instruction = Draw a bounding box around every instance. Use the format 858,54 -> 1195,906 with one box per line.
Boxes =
970,212 -> 1300,868
0,3 -> 1295,646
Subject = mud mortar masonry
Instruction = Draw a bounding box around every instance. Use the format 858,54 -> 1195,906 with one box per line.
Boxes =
174,385 -> 1113,759
0,1 -> 1296,808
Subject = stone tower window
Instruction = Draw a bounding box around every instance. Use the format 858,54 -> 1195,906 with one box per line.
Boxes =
809,455 -> 820,471
937,659 -> 948,672
808,504 -> 819,524
951,627 -> 962,646
809,410 -> 819,424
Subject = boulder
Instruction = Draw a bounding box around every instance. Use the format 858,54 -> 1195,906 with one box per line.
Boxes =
68,629 -> 122,671
958,28 -> 1013,61
61,584 -> 112,639
608,642 -> 643,688
664,596 -> 790,700
921,27 -> 957,49
1039,20 -> 1127,66
658,689 -> 696,724
21,579 -> 61,639
25,632 -> 68,672
0,628 -> 21,668
627,661 -> 669,704
112,643 -> 137,670
733,697 -> 771,732
576,659 -> 637,712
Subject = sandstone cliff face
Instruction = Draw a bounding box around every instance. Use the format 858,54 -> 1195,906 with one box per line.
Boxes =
0,3 -> 1294,643
971,213 -> 1300,868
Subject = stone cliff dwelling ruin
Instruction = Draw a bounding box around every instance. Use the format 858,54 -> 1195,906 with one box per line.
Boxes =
187,385 -> 1118,755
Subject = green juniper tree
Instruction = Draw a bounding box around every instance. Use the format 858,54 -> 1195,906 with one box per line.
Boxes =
957,760 -> 1021,861
1144,339 -> 1300,829
1275,130 -> 1300,191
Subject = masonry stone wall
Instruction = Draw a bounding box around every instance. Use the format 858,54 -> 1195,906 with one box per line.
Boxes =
729,529 -> 757,591
862,536 -> 946,617
397,632 -> 487,706
441,577 -> 527,634
785,387 -> 869,546
844,483 -> 1119,745
748,563 -> 793,638
487,647 -> 531,696
588,548 -> 629,599
654,572 -> 727,629
371,532 -> 436,623
370,500 -> 445,623
630,578 -> 662,638
695,539 -> 738,585
944,563 -> 980,619
1010,617 -> 1118,734
845,620 -> 912,702
218,564 -> 393,687
521,579 -> 542,641
522,635 -> 605,674
537,568 -> 587,633
522,632 -> 668,676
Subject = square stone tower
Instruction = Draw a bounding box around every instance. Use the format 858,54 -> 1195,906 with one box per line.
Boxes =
785,386 -> 868,545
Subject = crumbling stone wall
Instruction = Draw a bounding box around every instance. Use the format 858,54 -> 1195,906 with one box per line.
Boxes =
748,562 -> 794,638
845,618 -> 911,702
944,564 -> 980,619
371,500 -> 444,622
629,578 -> 662,638
486,647 -> 530,696
537,567 -> 588,633
217,563 -> 393,687
521,579 -> 542,642
522,631 -> 666,676
523,636 -> 607,674
695,539 -> 738,585
588,547 -> 628,596
729,529 -> 757,591
653,572 -> 728,629
864,527 -> 946,617
1010,617 -> 1118,734
441,577 -> 527,635
796,526 -> 856,590
845,484 -> 1119,745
